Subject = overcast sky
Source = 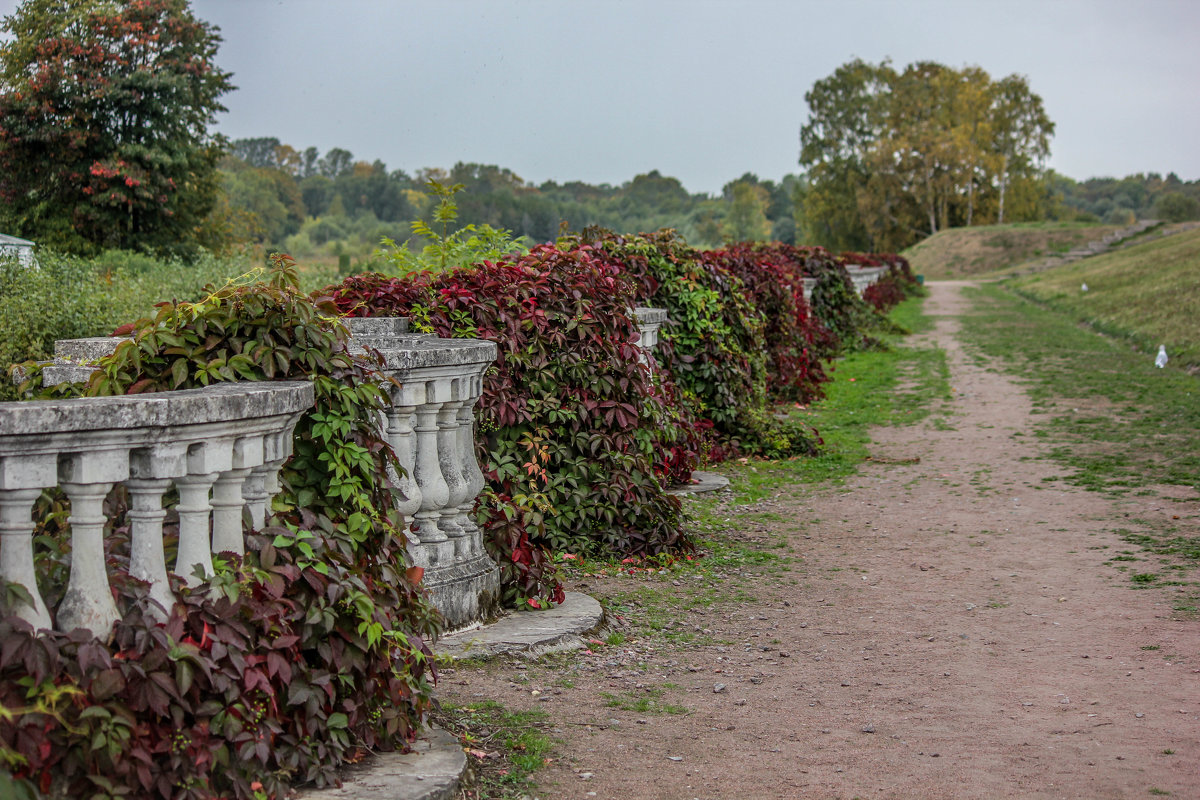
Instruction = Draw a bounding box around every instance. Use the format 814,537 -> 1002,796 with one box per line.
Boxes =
3,0 -> 1198,195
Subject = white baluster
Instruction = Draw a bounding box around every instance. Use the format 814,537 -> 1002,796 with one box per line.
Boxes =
0,488 -> 51,630
217,435 -> 264,546
437,390 -> 468,546
246,428 -> 291,527
241,468 -> 270,529
174,473 -> 216,585
57,481 -> 120,636
411,383 -> 449,547
176,439 -> 233,583
210,468 -> 250,556
127,445 -> 185,618
455,375 -> 487,557
125,477 -> 174,620
386,385 -> 423,532
56,449 -> 128,637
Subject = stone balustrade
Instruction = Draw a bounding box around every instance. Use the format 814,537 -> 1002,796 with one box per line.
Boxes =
346,317 -> 500,630
843,265 -> 889,295
632,306 -> 668,366
0,381 -> 313,637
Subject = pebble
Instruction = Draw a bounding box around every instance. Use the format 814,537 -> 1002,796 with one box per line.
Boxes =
1135,713 -> 1144,718
667,756 -> 684,762
713,683 -> 727,693
862,724 -> 876,733
578,772 -> 594,781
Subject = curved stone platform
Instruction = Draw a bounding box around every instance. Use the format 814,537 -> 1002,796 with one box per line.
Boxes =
665,469 -> 731,496
295,727 -> 465,800
436,590 -> 605,660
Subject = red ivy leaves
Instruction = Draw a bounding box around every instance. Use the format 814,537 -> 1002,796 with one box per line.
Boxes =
329,245 -> 692,606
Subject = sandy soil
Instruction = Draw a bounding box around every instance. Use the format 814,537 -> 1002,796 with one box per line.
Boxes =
442,281 -> 1200,799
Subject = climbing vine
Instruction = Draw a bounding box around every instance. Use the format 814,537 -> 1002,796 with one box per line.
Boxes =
1,257 -> 439,798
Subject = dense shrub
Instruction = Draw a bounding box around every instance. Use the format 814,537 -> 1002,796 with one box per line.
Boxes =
1,258 -> 439,798
329,245 -> 692,606
579,229 -> 818,459
0,249 -> 250,400
862,276 -> 907,311
710,242 -> 829,404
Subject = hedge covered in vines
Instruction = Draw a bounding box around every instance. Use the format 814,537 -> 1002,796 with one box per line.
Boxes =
577,229 -> 819,460
329,245 -> 693,607
1,259 -> 439,799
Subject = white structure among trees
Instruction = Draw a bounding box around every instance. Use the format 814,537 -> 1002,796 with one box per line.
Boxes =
0,234 -> 34,268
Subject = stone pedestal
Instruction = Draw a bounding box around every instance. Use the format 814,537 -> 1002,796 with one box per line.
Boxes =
347,317 -> 500,630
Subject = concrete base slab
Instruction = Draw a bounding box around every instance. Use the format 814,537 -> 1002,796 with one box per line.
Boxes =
436,591 -> 605,660
665,469 -> 730,496
295,727 -> 465,800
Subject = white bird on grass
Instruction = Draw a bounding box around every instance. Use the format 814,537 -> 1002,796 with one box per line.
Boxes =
1081,282 -> 1089,292
1155,345 -> 1168,369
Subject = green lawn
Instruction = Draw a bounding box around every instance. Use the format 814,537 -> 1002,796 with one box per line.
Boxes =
1006,226 -> 1200,368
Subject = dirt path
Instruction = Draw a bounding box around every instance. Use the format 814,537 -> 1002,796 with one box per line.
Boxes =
444,281 -> 1200,799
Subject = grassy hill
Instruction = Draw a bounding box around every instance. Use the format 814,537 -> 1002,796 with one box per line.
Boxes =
902,222 -> 1120,279
1005,226 -> 1200,369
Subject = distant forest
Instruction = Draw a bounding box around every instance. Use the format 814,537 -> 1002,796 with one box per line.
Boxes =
219,137 -> 1200,266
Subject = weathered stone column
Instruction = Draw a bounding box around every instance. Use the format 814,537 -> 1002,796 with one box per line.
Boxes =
411,384 -> 451,550
244,428 -> 295,529
802,277 -> 816,303
385,383 -> 424,543
437,390 -> 469,548
454,373 -> 487,558
174,474 -> 217,585
57,448 -> 129,636
127,444 -> 186,618
126,476 -> 175,619
211,468 -> 251,556
0,487 -> 52,629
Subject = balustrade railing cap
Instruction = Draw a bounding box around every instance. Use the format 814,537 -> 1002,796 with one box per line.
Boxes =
343,316 -> 411,337
365,338 -> 498,372
0,381 -> 313,437
54,336 -> 130,362
632,306 -> 670,325
350,334 -> 435,350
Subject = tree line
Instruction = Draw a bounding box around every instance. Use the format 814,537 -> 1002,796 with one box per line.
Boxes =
2,1 -> 1197,262
217,139 -> 801,262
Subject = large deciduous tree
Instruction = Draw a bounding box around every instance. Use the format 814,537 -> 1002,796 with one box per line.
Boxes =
797,59 -> 1055,251
0,0 -> 233,255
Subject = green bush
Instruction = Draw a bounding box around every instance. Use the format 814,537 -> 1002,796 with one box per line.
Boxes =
0,249 -> 250,399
